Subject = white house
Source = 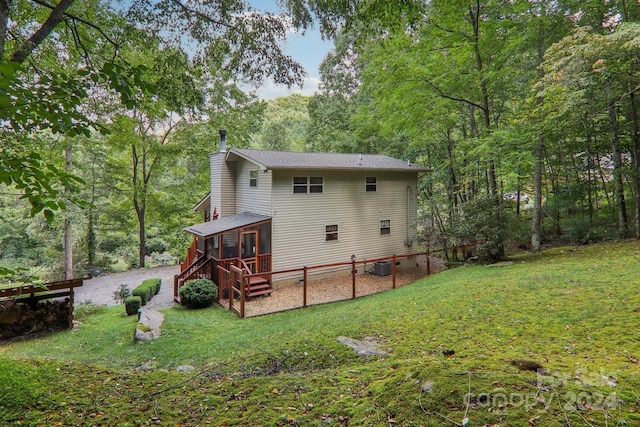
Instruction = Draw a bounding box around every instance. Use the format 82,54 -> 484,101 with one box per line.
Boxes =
175,133 -> 428,299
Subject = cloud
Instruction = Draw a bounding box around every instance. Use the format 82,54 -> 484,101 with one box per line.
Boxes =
253,76 -> 321,100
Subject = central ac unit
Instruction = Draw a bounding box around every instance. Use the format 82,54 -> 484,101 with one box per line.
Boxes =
372,261 -> 391,276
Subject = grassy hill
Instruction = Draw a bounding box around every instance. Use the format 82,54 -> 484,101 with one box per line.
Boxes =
1,241 -> 639,426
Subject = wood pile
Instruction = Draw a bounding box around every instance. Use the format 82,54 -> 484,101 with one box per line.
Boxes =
0,299 -> 71,340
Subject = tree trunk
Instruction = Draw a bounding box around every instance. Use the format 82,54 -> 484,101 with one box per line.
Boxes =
64,144 -> 73,280
11,0 -> 75,64
0,0 -> 13,61
609,99 -> 629,236
531,134 -> 544,252
132,143 -> 146,268
629,67 -> 640,239
531,7 -> 547,252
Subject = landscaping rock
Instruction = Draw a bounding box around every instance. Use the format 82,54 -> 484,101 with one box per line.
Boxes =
134,308 -> 164,342
337,336 -> 388,357
177,365 -> 196,372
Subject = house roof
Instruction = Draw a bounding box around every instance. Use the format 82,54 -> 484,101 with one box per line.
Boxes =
226,148 -> 430,172
193,194 -> 210,212
184,212 -> 271,238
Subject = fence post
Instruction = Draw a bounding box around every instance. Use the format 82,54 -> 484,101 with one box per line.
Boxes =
426,240 -> 431,276
392,254 -> 397,289
303,266 -> 308,308
229,269 -> 235,310
240,269 -> 245,318
351,259 -> 356,299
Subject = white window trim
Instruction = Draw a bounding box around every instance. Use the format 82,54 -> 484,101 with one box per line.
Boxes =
380,219 -> 391,235
249,170 -> 258,188
365,176 -> 377,192
292,176 -> 324,194
325,224 -> 338,241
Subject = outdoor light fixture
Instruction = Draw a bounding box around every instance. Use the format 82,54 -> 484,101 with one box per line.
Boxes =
351,254 -> 356,262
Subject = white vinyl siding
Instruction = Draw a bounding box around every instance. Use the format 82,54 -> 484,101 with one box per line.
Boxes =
271,170 -> 418,275
235,158 -> 272,216
210,152 -> 236,218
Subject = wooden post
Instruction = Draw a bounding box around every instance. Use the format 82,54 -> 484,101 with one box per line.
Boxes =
427,240 -> 431,276
351,259 -> 356,299
229,269 -> 235,310
240,270 -> 245,318
426,249 -> 431,276
68,286 -> 75,329
303,266 -> 307,308
392,255 -> 397,289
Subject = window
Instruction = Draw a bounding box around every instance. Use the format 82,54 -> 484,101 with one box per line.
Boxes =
310,176 -> 323,193
293,177 -> 308,193
249,170 -> 258,187
380,219 -> 391,235
293,176 -> 324,194
325,224 -> 338,241
366,176 -> 377,192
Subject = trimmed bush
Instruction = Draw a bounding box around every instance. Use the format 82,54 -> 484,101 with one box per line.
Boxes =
131,286 -> 151,305
141,278 -> 161,295
179,279 -> 217,309
124,296 -> 142,316
131,278 -> 161,305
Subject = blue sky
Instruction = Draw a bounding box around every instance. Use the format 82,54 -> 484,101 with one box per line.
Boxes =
249,1 -> 334,99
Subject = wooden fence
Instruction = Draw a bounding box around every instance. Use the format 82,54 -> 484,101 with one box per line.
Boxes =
220,243 -> 477,318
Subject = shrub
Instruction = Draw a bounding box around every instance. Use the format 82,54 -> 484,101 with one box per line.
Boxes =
131,286 -> 151,305
124,296 -> 142,316
141,278 -> 161,295
130,278 -> 161,305
179,279 -> 217,309
113,283 -> 131,304
145,237 -> 167,255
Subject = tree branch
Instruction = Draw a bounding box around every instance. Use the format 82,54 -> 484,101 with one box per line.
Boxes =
31,0 -> 119,49
11,0 -> 75,64
168,0 -> 235,30
417,77 -> 486,111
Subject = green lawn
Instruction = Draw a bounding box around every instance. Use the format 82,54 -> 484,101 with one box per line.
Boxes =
1,241 -> 639,426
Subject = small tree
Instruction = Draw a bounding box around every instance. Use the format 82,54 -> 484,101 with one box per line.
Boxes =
113,284 -> 131,304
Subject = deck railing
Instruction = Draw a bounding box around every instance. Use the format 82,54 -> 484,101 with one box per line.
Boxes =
173,256 -> 212,302
179,237 -> 199,273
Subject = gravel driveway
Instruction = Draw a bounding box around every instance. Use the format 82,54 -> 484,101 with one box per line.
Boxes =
75,265 -> 179,309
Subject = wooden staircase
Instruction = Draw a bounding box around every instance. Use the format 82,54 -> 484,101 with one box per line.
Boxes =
237,260 -> 271,298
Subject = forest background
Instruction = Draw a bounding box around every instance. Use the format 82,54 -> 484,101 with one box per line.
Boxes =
2,0 -> 640,283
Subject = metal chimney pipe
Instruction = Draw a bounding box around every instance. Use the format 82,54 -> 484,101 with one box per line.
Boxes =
219,129 -> 227,152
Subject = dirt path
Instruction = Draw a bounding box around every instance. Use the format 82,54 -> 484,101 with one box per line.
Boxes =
75,265 -> 179,309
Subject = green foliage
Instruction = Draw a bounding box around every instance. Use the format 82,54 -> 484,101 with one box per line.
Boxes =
446,196 -> 515,262
141,278 -> 162,296
129,278 -> 161,307
131,286 -> 151,306
253,94 -> 310,151
124,296 -> 142,316
145,237 -> 167,255
179,278 -> 217,309
112,284 -> 131,304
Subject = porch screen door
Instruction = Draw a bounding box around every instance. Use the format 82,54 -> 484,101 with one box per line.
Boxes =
240,231 -> 258,273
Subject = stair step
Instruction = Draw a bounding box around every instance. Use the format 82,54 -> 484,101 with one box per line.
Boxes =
247,288 -> 272,297
248,276 -> 269,285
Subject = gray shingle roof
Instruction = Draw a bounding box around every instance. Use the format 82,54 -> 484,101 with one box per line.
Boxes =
227,148 -> 429,172
184,212 -> 271,238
